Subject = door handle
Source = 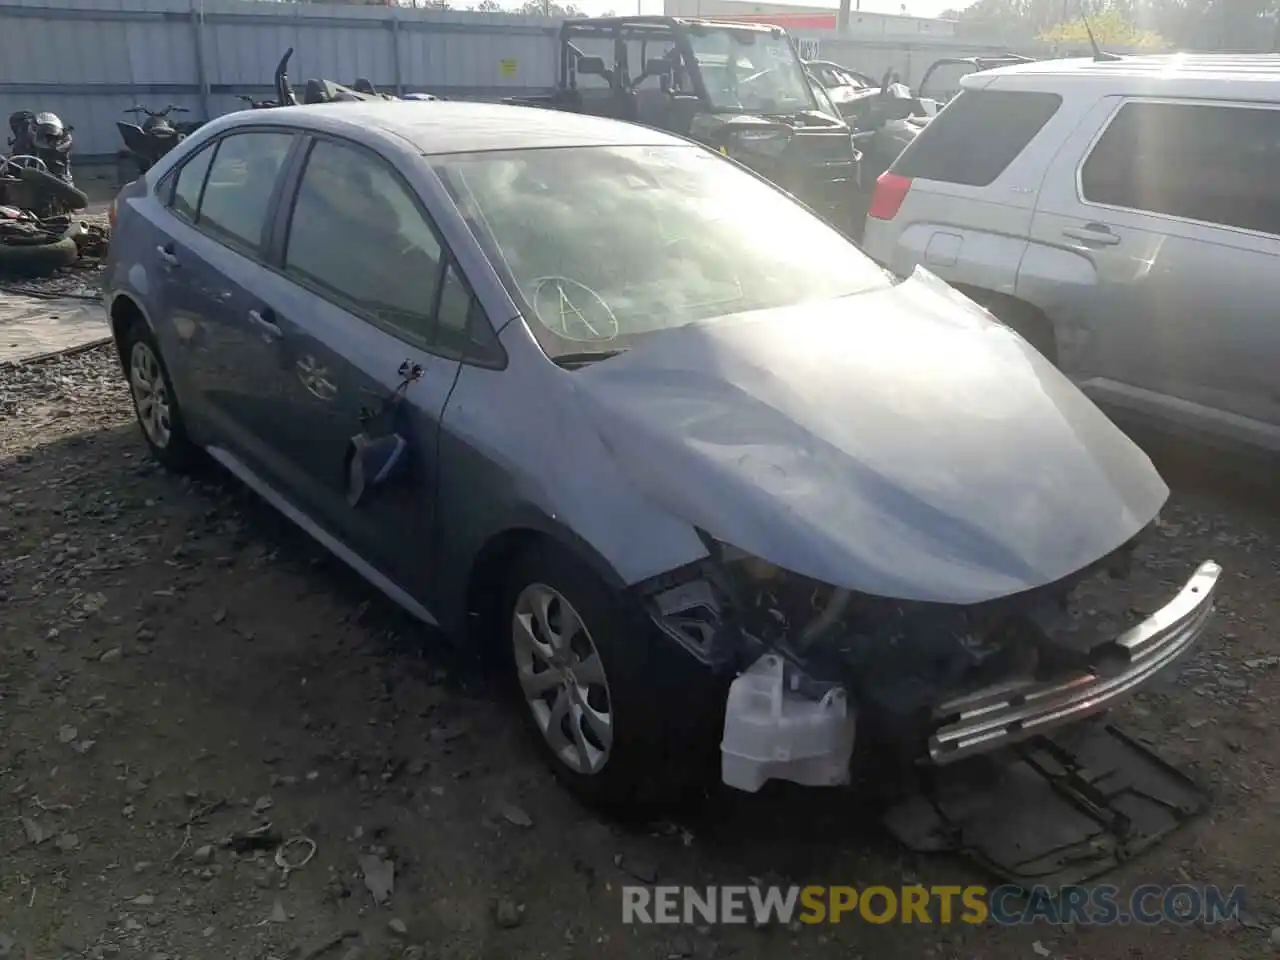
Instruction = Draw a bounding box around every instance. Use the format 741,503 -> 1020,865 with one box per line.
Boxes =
247,307 -> 282,341
1062,224 -> 1120,246
156,244 -> 180,267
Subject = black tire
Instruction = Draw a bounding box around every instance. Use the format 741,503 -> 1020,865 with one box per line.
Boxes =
18,165 -> 88,212
502,543 -> 725,816
118,318 -> 202,473
0,236 -> 78,277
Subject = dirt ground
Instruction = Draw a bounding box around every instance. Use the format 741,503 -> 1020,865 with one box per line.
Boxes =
2,342 -> 1280,960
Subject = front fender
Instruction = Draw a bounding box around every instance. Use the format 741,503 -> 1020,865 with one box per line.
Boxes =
429,331 -> 710,635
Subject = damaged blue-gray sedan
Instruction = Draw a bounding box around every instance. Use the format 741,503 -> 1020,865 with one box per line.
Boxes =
103,102 -> 1220,826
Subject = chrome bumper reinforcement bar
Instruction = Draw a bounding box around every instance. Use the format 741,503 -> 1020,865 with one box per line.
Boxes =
928,560 -> 1221,765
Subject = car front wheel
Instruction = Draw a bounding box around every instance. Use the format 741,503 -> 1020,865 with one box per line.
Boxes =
504,543 -> 721,814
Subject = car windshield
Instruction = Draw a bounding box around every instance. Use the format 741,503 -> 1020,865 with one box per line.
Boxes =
432,144 -> 889,360
686,29 -> 815,114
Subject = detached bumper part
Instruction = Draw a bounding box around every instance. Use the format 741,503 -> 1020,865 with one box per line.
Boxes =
930,560 -> 1221,765
721,654 -> 857,792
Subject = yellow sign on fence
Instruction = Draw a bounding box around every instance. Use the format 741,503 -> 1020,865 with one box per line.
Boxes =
499,58 -> 518,78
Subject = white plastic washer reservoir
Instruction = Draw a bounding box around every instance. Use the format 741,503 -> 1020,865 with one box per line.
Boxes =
720,654 -> 857,793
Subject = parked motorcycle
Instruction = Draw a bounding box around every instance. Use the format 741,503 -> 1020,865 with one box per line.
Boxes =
115,104 -> 203,181
4,110 -> 86,214
6,110 -> 76,185
237,94 -> 281,109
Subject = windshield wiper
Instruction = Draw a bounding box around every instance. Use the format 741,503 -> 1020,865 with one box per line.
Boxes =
551,348 -> 626,369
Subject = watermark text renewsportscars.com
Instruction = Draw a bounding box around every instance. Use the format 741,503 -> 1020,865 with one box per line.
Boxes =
621,884 -> 1248,927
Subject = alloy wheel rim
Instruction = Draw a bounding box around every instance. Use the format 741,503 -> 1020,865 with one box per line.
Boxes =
512,582 -> 614,775
129,341 -> 172,449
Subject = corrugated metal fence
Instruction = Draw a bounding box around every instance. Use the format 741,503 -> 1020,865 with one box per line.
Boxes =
0,0 -> 1051,161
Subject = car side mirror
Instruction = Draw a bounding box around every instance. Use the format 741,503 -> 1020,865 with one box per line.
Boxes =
576,56 -> 608,78
345,432 -> 408,507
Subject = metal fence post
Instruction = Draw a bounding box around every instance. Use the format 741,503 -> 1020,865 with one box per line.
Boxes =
390,16 -> 403,95
189,0 -> 212,121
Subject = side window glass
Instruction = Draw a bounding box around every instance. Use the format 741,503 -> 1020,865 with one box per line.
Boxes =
438,263 -> 471,337
1082,101 -> 1280,236
284,138 -> 444,349
170,143 -> 215,223
197,132 -> 295,253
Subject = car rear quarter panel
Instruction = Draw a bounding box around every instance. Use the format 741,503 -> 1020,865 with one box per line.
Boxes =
430,318 -> 710,635
864,82 -> 1095,302
106,180 -> 194,405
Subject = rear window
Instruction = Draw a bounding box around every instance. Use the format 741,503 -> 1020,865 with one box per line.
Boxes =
892,89 -> 1062,186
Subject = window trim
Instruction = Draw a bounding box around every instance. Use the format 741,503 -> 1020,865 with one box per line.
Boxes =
1074,95 -> 1280,241
164,139 -> 217,225
274,132 -> 507,369
163,126 -> 302,260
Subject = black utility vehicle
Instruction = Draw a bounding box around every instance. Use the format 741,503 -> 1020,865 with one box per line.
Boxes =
512,16 -> 863,233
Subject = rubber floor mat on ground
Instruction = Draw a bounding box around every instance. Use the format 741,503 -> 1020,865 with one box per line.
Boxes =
882,722 -> 1209,888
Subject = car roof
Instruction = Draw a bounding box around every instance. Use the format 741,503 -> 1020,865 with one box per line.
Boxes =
966,54 -> 1280,101
219,100 -> 688,155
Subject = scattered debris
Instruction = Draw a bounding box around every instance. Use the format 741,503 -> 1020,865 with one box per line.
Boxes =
493,897 -> 524,929
192,844 -> 215,865
500,803 -> 533,828
431,720 -> 471,743
269,899 -> 289,924
275,835 -> 317,883
615,854 -> 659,884
57,724 -> 77,744
55,832 -> 80,852
295,930 -> 360,960
99,646 -> 122,664
388,918 -> 408,937
1032,941 -> 1052,958
20,817 -> 46,846
358,854 -> 395,905
228,825 -> 282,853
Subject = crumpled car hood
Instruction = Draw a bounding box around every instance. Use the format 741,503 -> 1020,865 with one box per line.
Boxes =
571,269 -> 1169,605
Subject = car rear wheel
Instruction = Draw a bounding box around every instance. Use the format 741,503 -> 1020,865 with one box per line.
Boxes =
121,320 -> 200,472
504,543 -> 720,814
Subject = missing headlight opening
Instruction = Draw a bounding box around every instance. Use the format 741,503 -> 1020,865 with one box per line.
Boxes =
640,520 -> 1216,794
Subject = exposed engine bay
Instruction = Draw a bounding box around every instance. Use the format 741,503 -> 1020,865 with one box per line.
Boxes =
645,524 -> 1151,745
639,522 -> 1218,885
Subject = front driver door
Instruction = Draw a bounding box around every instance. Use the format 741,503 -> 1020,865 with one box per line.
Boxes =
238,135 -> 467,602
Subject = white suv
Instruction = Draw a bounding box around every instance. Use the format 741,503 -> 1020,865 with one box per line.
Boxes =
862,55 -> 1280,457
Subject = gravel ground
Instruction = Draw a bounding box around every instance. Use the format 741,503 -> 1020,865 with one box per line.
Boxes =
2,344 -> 1280,960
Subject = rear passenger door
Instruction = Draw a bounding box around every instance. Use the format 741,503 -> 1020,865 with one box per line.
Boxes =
241,135 -> 476,600
1028,97 -> 1280,443
151,129 -> 298,466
